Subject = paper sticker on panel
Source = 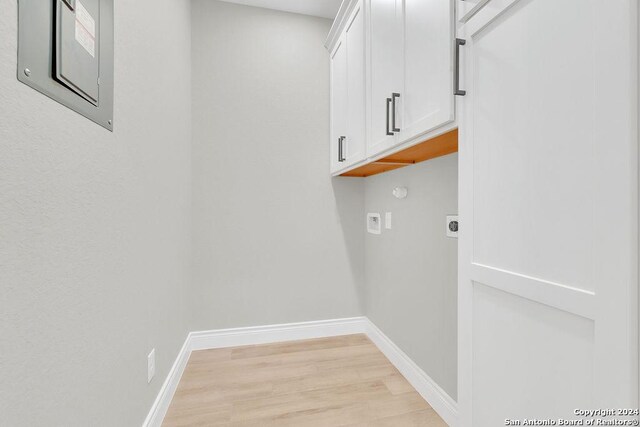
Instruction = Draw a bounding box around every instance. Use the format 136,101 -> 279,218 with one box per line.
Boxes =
75,1 -> 96,57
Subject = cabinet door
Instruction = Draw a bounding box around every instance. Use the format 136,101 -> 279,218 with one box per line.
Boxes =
330,38 -> 347,174
344,2 -> 366,167
458,0 -> 638,425
400,0 -> 454,144
368,0 -> 403,157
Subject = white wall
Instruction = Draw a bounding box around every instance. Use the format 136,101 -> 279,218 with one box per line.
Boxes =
190,0 -> 365,330
364,154 -> 458,400
189,0 -> 457,405
0,0 -> 192,425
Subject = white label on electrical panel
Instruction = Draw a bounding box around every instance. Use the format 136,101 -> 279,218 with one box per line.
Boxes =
75,1 -> 95,57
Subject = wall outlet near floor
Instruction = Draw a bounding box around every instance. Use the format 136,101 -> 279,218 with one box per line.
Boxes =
147,348 -> 156,383
446,215 -> 459,238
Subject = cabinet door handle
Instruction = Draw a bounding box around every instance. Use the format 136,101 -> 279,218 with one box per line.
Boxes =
392,93 -> 401,132
386,98 -> 394,136
455,38 -> 466,96
338,136 -> 346,162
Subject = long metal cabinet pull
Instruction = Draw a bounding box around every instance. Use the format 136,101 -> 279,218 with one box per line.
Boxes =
455,38 -> 466,96
338,136 -> 346,162
386,98 -> 393,136
392,93 -> 401,132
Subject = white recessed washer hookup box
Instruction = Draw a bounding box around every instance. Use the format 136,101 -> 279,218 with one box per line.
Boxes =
367,213 -> 382,235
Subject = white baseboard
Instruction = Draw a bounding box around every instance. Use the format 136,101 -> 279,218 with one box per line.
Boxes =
189,317 -> 368,351
365,319 -> 458,427
142,316 -> 457,427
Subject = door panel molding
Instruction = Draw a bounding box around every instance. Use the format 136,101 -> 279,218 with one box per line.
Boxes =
471,263 -> 596,320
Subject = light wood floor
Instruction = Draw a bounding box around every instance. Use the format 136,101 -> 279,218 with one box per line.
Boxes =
163,334 -> 447,426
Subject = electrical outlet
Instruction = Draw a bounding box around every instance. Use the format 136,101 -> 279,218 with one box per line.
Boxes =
446,215 -> 459,238
147,349 -> 156,383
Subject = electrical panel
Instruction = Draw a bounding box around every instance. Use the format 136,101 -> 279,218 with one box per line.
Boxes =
17,0 -> 114,131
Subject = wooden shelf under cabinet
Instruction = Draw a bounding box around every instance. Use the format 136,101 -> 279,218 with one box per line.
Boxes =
340,128 -> 458,178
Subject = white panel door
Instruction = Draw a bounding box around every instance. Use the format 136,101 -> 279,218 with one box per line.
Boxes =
368,0 -> 402,157
344,2 -> 366,168
458,0 -> 638,426
456,0 -> 490,23
330,38 -> 347,174
400,0 -> 454,144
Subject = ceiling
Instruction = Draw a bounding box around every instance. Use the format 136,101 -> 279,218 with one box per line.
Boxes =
217,0 -> 343,19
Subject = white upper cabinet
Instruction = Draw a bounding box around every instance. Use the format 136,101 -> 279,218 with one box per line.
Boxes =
369,0 -> 403,156
400,0 -> 454,144
329,1 -> 366,174
368,0 -> 456,159
344,4 -> 366,168
329,39 -> 347,174
327,0 -> 456,175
